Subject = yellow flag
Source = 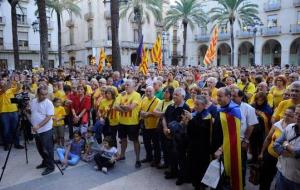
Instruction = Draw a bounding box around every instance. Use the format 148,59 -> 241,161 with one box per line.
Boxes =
98,48 -> 106,73
139,47 -> 149,76
204,26 -> 219,65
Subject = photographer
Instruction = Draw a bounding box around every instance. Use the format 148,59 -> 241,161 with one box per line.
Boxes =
0,74 -> 24,151
29,85 -> 55,176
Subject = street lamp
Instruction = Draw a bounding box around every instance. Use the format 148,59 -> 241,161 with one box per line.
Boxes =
162,31 -> 169,66
32,20 -> 42,66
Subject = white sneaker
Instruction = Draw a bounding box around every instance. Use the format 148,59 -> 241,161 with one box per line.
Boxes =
101,167 -> 107,174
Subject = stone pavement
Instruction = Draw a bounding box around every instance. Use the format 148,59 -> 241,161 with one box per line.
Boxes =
0,139 -> 273,190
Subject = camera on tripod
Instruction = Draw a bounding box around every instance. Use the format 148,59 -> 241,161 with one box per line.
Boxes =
10,92 -> 30,110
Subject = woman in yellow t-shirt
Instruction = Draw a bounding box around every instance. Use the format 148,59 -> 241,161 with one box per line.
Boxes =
185,86 -> 201,111
269,75 -> 287,108
258,106 -> 295,190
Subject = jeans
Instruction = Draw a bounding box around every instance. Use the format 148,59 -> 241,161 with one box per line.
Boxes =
35,129 -> 54,170
0,112 -> 20,146
275,171 -> 300,190
56,148 -> 80,166
93,119 -> 105,143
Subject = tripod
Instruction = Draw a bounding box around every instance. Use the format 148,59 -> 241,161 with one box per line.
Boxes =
0,112 -> 28,182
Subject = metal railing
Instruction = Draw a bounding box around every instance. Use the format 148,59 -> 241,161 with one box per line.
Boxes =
120,41 -> 153,49
17,19 -> 29,26
261,26 -> 281,36
236,30 -> 253,39
194,34 -> 210,42
66,19 -> 75,28
219,32 -> 230,41
290,24 -> 300,34
84,12 -> 95,21
264,1 -> 281,12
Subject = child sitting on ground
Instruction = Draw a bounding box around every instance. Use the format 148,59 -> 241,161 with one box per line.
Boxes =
94,136 -> 118,174
56,131 -> 84,170
53,98 -> 66,147
81,128 -> 95,162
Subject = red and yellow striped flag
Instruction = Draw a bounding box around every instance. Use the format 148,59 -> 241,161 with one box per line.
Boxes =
204,26 -> 219,65
139,47 -> 149,76
98,48 -> 106,73
150,35 -> 163,71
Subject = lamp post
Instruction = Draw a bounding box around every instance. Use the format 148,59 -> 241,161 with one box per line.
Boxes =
32,20 -> 42,67
162,31 -> 169,66
103,0 -> 128,71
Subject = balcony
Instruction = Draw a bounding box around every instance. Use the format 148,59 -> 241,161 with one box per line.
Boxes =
261,26 -> 281,36
155,21 -> 163,28
0,16 -> 5,26
294,0 -> 300,7
104,10 -> 111,20
290,24 -> 300,34
194,34 -> 210,42
84,12 -> 95,21
66,19 -> 75,28
120,41 -> 153,49
219,32 -> 230,41
17,19 -> 30,27
236,30 -> 253,39
85,40 -> 96,48
64,44 -> 76,51
264,1 -> 281,12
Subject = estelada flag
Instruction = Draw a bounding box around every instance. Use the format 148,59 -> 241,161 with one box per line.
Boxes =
204,26 -> 219,65
219,101 -> 243,190
98,48 -> 106,73
150,35 -> 163,71
139,47 -> 149,76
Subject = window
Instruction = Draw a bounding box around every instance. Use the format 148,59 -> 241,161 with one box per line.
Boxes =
16,7 -> 27,25
0,59 -> 7,70
70,28 -> 74,44
220,24 -> 228,33
200,27 -> 207,35
0,30 -> 3,47
48,34 -> 51,48
49,60 -> 54,68
88,25 -> 93,40
16,60 -> 32,70
107,26 -> 112,41
18,32 -> 28,48
268,0 -> 279,5
267,15 -> 278,27
297,12 -> 300,25
134,29 -> 139,42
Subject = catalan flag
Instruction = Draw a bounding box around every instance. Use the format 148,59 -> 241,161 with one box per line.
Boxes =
150,35 -> 163,71
98,48 -> 106,73
204,26 -> 219,65
139,47 -> 149,76
219,101 -> 243,190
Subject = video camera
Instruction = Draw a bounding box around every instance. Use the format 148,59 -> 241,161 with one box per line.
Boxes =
11,92 -> 30,110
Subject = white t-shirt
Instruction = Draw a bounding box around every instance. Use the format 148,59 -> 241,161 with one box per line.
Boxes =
239,102 -> 259,138
30,98 -> 54,134
101,147 -> 118,159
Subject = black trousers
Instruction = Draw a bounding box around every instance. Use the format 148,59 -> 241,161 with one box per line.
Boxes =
159,131 -> 169,166
176,139 -> 189,181
35,129 -> 54,170
94,153 -> 115,169
259,151 -> 278,190
142,128 -> 161,162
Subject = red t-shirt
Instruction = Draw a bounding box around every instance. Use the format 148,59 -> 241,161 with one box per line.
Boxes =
71,95 -> 91,124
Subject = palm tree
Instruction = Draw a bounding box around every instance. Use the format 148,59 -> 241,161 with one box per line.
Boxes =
36,0 -> 49,69
111,0 -> 122,71
45,0 -> 81,67
8,0 -> 20,70
209,0 -> 260,66
164,0 -> 207,66
120,0 -> 162,43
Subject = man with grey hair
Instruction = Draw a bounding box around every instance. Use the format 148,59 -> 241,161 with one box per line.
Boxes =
162,87 -> 190,185
153,80 -> 163,100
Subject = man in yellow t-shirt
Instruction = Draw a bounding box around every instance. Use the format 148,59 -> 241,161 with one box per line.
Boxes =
0,75 -> 24,150
237,72 -> 256,103
272,81 -> 300,123
115,79 -> 142,168
164,72 -> 179,89
140,86 -> 160,165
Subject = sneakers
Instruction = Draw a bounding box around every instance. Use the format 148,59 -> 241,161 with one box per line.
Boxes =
135,161 -> 141,168
41,168 -> 54,176
101,167 -> 108,174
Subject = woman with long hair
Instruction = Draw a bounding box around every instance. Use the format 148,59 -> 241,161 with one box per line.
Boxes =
270,75 -> 287,108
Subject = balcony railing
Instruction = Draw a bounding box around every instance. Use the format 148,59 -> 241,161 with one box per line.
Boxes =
194,34 -> 210,42
63,44 -> 76,51
0,16 -> 5,25
261,26 -> 281,36
236,30 -> 253,39
290,24 -> 300,34
17,19 -> 30,27
219,32 -> 230,41
66,19 -> 75,28
294,0 -> 300,7
120,41 -> 153,49
84,12 -> 95,21
264,1 -> 281,12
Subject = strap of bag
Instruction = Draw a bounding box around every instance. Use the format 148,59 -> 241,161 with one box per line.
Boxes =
146,97 -> 157,112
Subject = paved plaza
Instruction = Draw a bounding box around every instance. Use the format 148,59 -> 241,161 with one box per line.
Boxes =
0,136 -> 274,190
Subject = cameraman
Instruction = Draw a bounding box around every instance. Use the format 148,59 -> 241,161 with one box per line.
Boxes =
0,74 -> 24,151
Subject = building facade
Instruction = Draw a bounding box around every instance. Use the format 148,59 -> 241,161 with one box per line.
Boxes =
61,0 -> 172,67
181,0 -> 300,67
0,0 -> 58,70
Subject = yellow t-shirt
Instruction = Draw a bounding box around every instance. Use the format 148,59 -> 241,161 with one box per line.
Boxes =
272,99 -> 294,121
31,83 -> 38,93
155,100 -> 174,113
186,99 -> 195,110
98,97 -> 120,127
119,91 -> 141,125
237,82 -> 256,99
53,106 -> 66,127
0,88 -> 18,113
268,126 -> 283,158
93,88 -> 103,108
52,90 -> 66,101
141,97 -> 160,129
270,86 -> 285,108
250,93 -> 274,108
211,87 -> 218,102
85,85 -> 93,95
164,80 -> 179,89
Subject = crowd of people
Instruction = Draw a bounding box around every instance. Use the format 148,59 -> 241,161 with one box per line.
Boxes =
0,64 -> 300,190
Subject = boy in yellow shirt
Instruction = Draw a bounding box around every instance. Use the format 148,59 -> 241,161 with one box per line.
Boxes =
53,98 -> 67,147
